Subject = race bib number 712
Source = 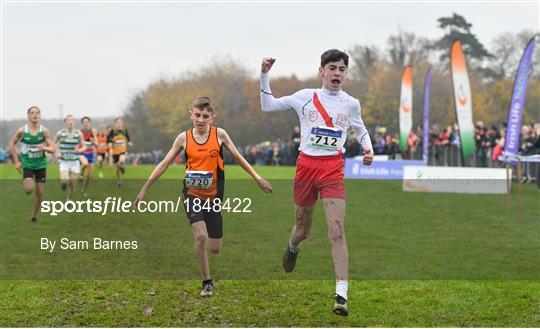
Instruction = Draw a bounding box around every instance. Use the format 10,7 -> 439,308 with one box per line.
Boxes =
310,127 -> 344,151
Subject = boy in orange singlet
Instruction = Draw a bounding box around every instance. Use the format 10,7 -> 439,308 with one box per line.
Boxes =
95,125 -> 110,178
134,96 -> 273,297
108,118 -> 132,187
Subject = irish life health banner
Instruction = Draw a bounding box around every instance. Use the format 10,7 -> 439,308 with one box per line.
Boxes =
399,66 -> 413,150
503,35 -> 537,161
422,68 -> 431,164
450,40 -> 476,159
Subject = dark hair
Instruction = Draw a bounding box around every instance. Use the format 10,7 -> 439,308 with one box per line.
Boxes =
27,106 -> 40,114
320,49 -> 349,67
81,116 -> 91,122
192,96 -> 215,113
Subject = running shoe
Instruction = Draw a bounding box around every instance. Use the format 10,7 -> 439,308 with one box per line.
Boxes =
332,295 -> 348,316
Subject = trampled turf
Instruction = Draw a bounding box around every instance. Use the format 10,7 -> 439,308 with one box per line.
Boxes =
1,164 -> 538,326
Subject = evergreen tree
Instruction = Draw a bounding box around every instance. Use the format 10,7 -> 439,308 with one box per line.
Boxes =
433,13 -> 493,64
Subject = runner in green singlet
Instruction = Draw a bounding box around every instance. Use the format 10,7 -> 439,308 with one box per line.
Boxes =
54,115 -> 85,201
10,106 -> 55,223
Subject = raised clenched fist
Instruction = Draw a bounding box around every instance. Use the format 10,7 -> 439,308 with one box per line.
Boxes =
261,57 -> 276,73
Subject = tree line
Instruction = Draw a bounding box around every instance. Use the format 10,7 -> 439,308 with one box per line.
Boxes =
119,13 -> 539,151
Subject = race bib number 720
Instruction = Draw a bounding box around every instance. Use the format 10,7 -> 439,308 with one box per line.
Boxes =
185,171 -> 213,189
310,127 -> 344,151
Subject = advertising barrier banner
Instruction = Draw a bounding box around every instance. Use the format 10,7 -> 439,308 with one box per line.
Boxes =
345,159 -> 425,179
402,166 -> 510,194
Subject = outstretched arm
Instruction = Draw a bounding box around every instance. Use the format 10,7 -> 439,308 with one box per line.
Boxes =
218,128 -> 273,193
134,132 -> 186,207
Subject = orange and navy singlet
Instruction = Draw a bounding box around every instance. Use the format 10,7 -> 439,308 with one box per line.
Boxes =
96,133 -> 109,154
108,129 -> 130,155
183,127 -> 224,200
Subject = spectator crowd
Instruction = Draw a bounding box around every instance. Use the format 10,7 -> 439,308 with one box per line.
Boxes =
2,121 -> 539,181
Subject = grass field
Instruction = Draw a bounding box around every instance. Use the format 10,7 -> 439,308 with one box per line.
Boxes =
0,163 -> 539,326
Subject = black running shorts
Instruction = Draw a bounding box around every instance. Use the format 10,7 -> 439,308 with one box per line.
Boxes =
23,167 -> 46,183
182,194 -> 223,239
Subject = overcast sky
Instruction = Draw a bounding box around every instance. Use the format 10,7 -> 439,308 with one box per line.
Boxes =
2,1 -> 539,120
